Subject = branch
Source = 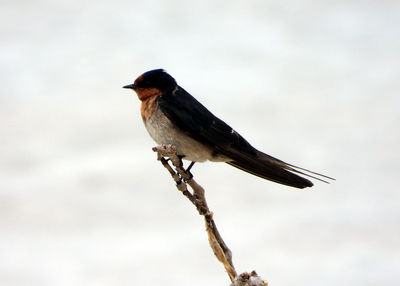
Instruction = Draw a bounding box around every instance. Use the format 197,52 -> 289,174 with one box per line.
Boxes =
230,271 -> 268,286
152,144 -> 268,285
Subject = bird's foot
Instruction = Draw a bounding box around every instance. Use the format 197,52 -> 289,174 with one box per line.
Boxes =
184,161 -> 195,180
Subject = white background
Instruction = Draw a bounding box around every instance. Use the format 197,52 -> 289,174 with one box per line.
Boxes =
1,1 -> 399,285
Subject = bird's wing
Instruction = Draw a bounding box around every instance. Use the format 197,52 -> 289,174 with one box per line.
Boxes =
157,87 -> 331,188
158,87 -> 256,154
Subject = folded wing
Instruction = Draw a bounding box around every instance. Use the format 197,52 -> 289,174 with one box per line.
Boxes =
158,87 -> 333,189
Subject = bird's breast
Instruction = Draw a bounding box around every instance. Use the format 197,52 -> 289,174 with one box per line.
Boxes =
142,104 -> 229,163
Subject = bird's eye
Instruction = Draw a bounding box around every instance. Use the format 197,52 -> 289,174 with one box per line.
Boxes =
141,80 -> 151,87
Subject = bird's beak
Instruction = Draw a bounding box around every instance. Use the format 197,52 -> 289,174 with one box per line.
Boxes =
123,84 -> 136,89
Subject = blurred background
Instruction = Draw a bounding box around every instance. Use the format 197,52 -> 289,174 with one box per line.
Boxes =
1,0 -> 399,285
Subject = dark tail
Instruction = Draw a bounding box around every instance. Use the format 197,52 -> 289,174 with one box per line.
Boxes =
226,150 -> 334,189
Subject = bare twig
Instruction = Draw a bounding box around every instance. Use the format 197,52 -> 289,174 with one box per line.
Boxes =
152,144 -> 268,285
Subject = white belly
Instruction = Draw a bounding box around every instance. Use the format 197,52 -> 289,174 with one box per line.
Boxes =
144,108 -> 229,162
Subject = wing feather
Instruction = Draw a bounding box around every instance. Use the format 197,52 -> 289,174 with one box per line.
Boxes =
157,87 -> 331,188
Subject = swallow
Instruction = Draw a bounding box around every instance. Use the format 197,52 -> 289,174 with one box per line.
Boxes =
123,69 -> 334,189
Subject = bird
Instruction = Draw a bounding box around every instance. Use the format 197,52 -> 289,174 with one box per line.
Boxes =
123,69 -> 334,189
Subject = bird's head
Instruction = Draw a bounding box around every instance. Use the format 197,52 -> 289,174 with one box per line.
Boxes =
123,69 -> 177,101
